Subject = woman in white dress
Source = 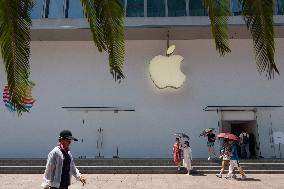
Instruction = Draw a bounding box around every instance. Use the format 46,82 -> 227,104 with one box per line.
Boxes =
183,141 -> 192,175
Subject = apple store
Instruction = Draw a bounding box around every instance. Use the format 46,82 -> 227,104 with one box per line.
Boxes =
0,0 -> 284,159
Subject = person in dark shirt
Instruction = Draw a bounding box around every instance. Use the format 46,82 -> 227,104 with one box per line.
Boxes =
42,130 -> 86,189
206,130 -> 217,160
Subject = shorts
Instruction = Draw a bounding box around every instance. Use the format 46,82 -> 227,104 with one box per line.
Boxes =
207,142 -> 215,147
229,160 -> 241,168
221,160 -> 230,169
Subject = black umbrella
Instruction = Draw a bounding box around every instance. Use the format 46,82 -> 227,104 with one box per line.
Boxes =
174,133 -> 189,140
199,128 -> 215,137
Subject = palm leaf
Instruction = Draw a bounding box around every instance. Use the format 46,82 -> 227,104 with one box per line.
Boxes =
203,0 -> 231,56
241,0 -> 279,78
0,0 -> 35,114
81,0 -> 125,82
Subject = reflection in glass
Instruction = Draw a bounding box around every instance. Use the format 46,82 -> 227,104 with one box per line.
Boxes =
277,0 -> 284,15
48,0 -> 64,18
31,0 -> 44,18
126,0 -> 144,17
168,0 -> 186,17
188,0 -> 207,16
68,0 -> 84,18
231,0 -> 241,16
147,0 -> 165,17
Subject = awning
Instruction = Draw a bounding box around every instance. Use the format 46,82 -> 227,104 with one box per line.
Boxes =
203,106 -> 283,111
62,107 -> 135,112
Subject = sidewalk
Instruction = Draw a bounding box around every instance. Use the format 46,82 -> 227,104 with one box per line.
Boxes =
0,174 -> 283,189
0,174 -> 284,189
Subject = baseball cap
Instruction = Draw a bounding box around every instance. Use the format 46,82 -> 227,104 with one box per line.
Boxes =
59,130 -> 78,141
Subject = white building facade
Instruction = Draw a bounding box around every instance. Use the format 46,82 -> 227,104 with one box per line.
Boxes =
0,0 -> 284,159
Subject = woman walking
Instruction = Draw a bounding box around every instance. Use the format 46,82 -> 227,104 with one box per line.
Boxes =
173,137 -> 182,170
183,141 -> 192,175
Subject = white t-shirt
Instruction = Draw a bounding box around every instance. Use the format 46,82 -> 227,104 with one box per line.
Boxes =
239,132 -> 249,144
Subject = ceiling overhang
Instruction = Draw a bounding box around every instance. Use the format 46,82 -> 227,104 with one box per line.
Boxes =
31,16 -> 284,41
203,106 -> 283,111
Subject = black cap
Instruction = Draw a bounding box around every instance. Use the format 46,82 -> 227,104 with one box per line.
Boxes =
59,130 -> 78,141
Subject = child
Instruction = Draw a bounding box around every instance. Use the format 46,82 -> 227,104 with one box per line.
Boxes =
225,139 -> 246,180
216,139 -> 230,178
183,141 -> 192,175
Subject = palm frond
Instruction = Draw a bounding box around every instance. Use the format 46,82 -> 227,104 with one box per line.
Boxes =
0,0 -> 35,114
203,0 -> 231,56
81,0 -> 125,82
241,0 -> 278,79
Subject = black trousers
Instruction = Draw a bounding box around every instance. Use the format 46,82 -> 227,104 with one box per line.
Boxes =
50,187 -> 68,189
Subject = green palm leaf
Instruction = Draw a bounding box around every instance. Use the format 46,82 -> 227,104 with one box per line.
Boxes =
241,0 -> 279,78
0,0 -> 35,114
81,0 -> 125,81
203,0 -> 231,56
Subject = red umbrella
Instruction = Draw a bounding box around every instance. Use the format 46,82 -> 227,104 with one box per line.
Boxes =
224,133 -> 240,141
217,133 -> 228,138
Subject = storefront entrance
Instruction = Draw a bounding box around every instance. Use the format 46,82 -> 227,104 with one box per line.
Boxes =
222,120 -> 257,158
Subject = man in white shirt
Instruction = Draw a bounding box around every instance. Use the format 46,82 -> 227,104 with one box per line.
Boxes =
239,129 -> 250,158
41,130 -> 86,189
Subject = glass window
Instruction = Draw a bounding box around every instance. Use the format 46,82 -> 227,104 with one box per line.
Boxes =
48,0 -> 64,18
231,0 -> 241,16
188,0 -> 207,16
277,0 -> 284,15
167,0 -> 186,17
31,0 -> 44,18
126,0 -> 144,17
147,0 -> 165,17
67,0 -> 84,18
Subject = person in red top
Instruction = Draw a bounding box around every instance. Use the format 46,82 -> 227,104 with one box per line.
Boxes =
173,138 -> 182,170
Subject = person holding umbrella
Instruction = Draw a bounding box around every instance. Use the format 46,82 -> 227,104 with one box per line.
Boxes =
172,137 -> 182,171
216,139 -> 230,178
183,141 -> 193,175
202,129 -> 217,160
225,135 -> 246,180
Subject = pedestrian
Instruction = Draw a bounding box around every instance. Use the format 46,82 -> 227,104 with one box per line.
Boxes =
183,141 -> 192,175
239,129 -> 250,158
206,129 -> 217,160
225,139 -> 246,180
41,130 -> 86,189
216,139 -> 230,178
173,137 -> 182,170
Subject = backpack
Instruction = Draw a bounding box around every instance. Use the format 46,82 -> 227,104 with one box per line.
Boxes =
242,133 -> 249,144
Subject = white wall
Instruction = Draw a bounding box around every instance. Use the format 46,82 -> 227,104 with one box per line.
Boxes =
0,39 -> 283,158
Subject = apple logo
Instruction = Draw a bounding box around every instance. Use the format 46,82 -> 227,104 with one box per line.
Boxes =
149,45 -> 186,89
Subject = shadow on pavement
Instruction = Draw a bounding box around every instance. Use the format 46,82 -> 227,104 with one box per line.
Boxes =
189,170 -> 206,176
235,177 -> 261,181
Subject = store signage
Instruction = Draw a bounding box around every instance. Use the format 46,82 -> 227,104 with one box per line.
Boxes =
149,45 -> 186,89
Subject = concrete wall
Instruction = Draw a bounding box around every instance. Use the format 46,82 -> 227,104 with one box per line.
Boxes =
0,39 -> 284,158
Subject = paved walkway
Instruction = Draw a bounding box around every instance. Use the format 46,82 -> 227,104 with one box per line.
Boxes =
0,174 -> 283,189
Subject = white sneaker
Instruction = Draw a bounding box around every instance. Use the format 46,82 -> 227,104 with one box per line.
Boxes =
225,175 -> 231,180
241,175 -> 246,180
215,174 -> 222,178
177,167 -> 180,171
208,157 -> 211,160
